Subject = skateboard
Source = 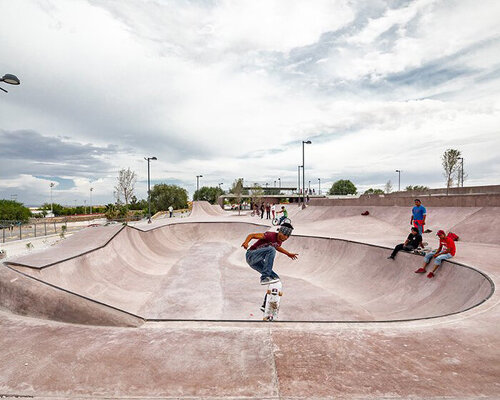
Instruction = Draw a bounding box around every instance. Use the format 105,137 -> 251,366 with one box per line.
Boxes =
263,281 -> 283,321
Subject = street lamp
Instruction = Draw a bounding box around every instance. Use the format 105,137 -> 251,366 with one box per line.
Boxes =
302,140 -> 312,205
90,187 -> 94,214
49,183 -> 55,215
218,182 -> 223,189
395,170 -> 401,191
297,166 -> 301,195
196,175 -> 203,192
0,74 -> 20,93
318,178 -> 321,195
458,157 -> 464,187
278,177 -> 281,189
144,156 -> 157,223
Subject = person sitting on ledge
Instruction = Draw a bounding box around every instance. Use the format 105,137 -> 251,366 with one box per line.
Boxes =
388,226 -> 423,260
415,229 -> 456,278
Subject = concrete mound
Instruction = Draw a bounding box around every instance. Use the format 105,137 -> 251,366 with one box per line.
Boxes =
2,221 -> 492,324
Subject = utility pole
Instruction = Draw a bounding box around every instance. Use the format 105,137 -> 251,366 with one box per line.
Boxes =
395,170 -> 401,191
144,156 -> 158,223
90,187 -> 94,214
302,140 -> 312,206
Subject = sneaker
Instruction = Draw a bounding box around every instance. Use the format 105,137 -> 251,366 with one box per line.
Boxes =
387,256 -> 394,260
415,267 -> 427,273
260,305 -> 265,312
260,276 -> 280,285
427,272 -> 435,278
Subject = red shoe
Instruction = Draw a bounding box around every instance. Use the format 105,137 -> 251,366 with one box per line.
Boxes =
415,268 -> 426,273
427,272 -> 435,278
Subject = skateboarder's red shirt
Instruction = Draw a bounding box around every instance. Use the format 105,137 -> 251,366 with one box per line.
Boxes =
439,234 -> 456,256
249,231 -> 282,251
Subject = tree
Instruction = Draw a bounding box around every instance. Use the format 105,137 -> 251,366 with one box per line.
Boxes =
363,188 -> 384,195
0,200 -> 32,222
250,184 -> 264,206
40,202 -> 65,216
150,184 -> 188,212
328,180 -> 357,195
230,178 -> 244,215
193,186 -> 224,204
441,149 -> 461,194
114,167 -> 137,205
385,180 -> 393,194
405,185 -> 430,191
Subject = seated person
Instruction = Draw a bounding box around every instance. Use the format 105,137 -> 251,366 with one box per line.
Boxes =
415,230 -> 456,278
388,227 -> 423,259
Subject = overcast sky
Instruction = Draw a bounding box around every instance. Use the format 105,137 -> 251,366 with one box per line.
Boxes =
1,0 -> 499,206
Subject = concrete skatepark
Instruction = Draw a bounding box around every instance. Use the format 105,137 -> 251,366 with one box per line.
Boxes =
0,200 -> 499,398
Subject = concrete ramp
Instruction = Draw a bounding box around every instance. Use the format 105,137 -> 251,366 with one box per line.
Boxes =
190,201 -> 225,218
3,221 -> 492,324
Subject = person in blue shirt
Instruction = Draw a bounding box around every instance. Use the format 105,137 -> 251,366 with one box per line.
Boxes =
410,199 -> 427,235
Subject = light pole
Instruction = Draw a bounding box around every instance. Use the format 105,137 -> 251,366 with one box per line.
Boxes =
297,166 -> 301,195
458,157 -> 464,187
395,170 -> 401,191
218,182 -> 223,189
144,156 -> 157,223
302,140 -> 312,205
274,180 -> 276,187
196,175 -> 203,192
0,74 -> 20,93
84,200 -> 87,215
318,178 -> 321,195
278,177 -> 281,189
90,187 -> 94,214
49,183 -> 55,215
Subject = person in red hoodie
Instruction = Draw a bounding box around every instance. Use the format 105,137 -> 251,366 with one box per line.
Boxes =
415,230 -> 456,278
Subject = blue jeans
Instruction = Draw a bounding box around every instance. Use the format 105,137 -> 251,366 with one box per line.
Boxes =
246,246 -> 279,280
278,216 -> 287,225
424,250 -> 453,265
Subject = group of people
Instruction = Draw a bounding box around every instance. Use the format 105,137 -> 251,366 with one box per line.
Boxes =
388,199 -> 457,278
252,202 -> 288,224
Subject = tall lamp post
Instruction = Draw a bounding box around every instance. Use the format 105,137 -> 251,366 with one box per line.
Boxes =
302,140 -> 312,206
278,177 -> 281,189
49,183 -> 55,215
0,74 -> 20,93
395,170 -> 401,191
144,156 -> 157,223
196,175 -> 203,192
90,187 -> 94,215
297,166 -> 301,195
318,178 -> 321,195
458,157 -> 464,187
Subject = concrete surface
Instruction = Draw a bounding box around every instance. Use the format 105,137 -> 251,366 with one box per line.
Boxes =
0,200 -> 499,399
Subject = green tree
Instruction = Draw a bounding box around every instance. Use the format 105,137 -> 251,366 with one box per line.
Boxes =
363,188 -> 384,195
193,186 -> 224,204
230,178 -> 244,215
40,203 -> 65,216
249,184 -> 264,206
328,180 -> 357,195
442,149 -> 461,194
0,200 -> 32,222
150,184 -> 188,212
405,185 -> 430,191
129,195 -> 148,211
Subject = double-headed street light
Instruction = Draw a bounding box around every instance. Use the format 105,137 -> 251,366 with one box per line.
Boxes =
145,156 -> 157,223
395,170 -> 401,191
302,140 -> 312,206
0,74 -> 20,93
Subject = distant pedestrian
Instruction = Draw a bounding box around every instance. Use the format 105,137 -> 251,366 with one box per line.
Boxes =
265,203 -> 271,219
271,203 -> 276,219
411,199 -> 427,235
168,205 -> 173,218
260,203 -> 265,219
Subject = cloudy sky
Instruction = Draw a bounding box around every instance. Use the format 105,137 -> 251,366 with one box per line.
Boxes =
1,0 -> 499,206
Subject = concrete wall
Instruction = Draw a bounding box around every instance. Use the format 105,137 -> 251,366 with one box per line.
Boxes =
310,193 -> 500,207
386,184 -> 500,197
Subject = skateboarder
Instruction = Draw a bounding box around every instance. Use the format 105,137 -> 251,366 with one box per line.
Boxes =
387,226 -> 423,259
241,223 -> 298,285
415,229 -> 456,278
410,199 -> 427,235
